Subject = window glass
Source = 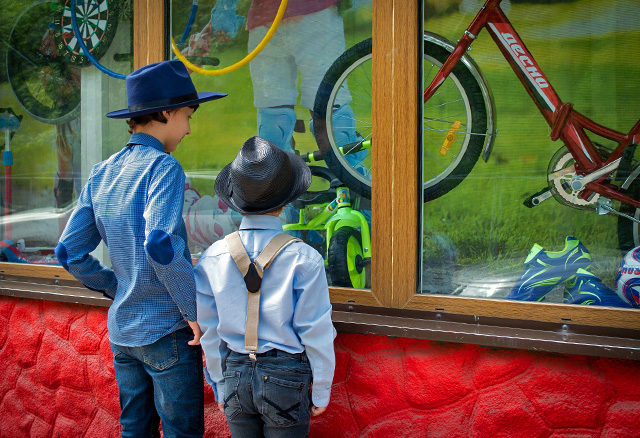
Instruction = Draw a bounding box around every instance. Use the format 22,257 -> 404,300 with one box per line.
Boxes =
420,0 -> 640,309
171,0 -> 373,288
0,0 -> 131,265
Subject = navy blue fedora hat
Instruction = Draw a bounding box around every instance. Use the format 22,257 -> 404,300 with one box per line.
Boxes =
106,60 -> 227,119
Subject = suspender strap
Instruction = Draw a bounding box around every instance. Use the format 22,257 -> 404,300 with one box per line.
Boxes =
225,231 -> 301,359
256,233 -> 302,271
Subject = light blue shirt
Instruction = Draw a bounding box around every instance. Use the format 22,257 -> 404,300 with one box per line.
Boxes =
194,215 -> 336,407
56,133 -> 196,347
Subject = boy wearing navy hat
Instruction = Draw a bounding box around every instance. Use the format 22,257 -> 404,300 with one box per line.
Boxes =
55,60 -> 226,438
194,136 -> 336,438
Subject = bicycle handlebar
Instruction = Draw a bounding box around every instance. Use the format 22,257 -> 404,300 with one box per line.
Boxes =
301,139 -> 371,163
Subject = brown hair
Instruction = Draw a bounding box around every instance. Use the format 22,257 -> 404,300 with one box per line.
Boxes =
126,104 -> 199,133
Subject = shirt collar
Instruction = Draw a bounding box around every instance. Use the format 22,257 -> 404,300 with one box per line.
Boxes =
127,133 -> 165,153
239,215 -> 284,231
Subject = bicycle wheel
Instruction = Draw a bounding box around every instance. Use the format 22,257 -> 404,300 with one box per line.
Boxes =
328,227 -> 370,289
313,36 -> 488,202
6,0 -> 81,124
618,181 -> 640,252
314,39 -> 372,199
422,38 -> 487,201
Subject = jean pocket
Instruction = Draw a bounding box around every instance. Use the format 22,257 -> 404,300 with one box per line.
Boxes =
222,371 -> 242,420
110,344 -> 123,359
261,374 -> 311,427
140,332 -> 178,371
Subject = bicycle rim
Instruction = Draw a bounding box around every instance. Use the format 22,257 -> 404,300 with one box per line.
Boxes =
328,227 -> 367,288
423,61 -> 473,187
324,53 -> 373,191
421,38 -> 487,202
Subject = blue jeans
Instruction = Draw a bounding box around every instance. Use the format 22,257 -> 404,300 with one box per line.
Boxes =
110,327 -> 205,438
223,349 -> 313,438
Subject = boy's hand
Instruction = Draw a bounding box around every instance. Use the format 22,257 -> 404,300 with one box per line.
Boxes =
218,402 -> 224,414
187,320 -> 202,345
311,406 -> 327,416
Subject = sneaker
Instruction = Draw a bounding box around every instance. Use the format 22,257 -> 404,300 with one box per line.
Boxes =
506,236 -> 592,302
564,268 -> 631,307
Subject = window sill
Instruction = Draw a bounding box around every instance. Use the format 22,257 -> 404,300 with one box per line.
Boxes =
1,265 -> 638,361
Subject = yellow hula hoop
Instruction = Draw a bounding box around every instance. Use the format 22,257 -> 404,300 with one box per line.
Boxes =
171,0 -> 288,76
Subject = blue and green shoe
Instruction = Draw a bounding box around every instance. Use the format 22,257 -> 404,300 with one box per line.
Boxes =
564,268 -> 631,307
506,236 -> 592,302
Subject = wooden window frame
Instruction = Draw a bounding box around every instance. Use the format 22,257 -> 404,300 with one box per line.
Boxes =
2,0 -> 639,360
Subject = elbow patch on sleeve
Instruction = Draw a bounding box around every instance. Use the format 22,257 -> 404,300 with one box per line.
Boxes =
145,229 -> 175,265
55,243 -> 69,270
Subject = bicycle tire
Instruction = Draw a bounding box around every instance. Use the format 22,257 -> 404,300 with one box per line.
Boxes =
313,35 -> 489,202
313,39 -> 373,198
618,181 -> 640,252
6,0 -> 80,124
328,227 -> 370,289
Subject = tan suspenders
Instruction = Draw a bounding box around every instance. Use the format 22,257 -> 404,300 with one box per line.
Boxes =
224,231 -> 301,360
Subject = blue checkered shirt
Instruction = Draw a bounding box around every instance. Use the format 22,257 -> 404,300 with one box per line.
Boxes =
56,133 -> 196,347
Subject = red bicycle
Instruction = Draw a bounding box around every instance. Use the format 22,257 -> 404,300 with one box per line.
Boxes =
312,0 -> 640,251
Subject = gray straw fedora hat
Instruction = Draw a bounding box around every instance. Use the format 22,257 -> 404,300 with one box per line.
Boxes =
215,136 -> 312,214
106,60 -> 227,119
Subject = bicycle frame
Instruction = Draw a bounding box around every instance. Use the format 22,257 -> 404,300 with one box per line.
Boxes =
283,186 -> 372,262
424,0 -> 640,208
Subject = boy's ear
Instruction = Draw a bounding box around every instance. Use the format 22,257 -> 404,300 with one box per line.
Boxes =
162,109 -> 174,119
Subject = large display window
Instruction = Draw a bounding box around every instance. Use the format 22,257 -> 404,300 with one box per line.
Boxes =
419,0 -> 640,312
0,0 -> 637,358
169,0 -> 373,289
0,0 -> 131,266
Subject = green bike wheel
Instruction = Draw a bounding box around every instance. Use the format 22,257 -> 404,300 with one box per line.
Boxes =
328,227 -> 370,289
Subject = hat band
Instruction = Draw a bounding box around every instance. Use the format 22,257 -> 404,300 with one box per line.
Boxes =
128,92 -> 199,112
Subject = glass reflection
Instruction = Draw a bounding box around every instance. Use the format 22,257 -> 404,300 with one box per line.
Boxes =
172,0 -> 373,288
0,0 -> 132,264
420,0 -> 640,309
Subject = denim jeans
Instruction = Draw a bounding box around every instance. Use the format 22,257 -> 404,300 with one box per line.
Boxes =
110,327 -> 205,438
223,349 -> 313,438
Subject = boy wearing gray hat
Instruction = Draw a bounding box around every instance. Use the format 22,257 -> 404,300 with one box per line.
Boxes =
194,136 -> 336,437
56,60 -> 226,438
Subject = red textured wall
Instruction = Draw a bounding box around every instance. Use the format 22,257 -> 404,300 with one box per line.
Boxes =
1,296 -> 639,438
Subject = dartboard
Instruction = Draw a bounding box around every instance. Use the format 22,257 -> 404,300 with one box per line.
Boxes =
53,0 -> 119,67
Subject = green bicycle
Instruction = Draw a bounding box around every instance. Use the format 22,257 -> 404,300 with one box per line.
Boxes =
283,158 -> 371,289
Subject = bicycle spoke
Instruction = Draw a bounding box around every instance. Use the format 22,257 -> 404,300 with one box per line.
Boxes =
352,63 -> 372,99
423,147 -> 452,177
424,97 -> 466,112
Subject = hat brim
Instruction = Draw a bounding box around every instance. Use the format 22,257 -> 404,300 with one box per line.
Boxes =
215,152 -> 312,215
105,92 -> 227,119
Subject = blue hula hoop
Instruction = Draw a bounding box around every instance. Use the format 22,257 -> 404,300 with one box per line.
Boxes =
70,0 -> 199,79
177,0 -> 199,49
